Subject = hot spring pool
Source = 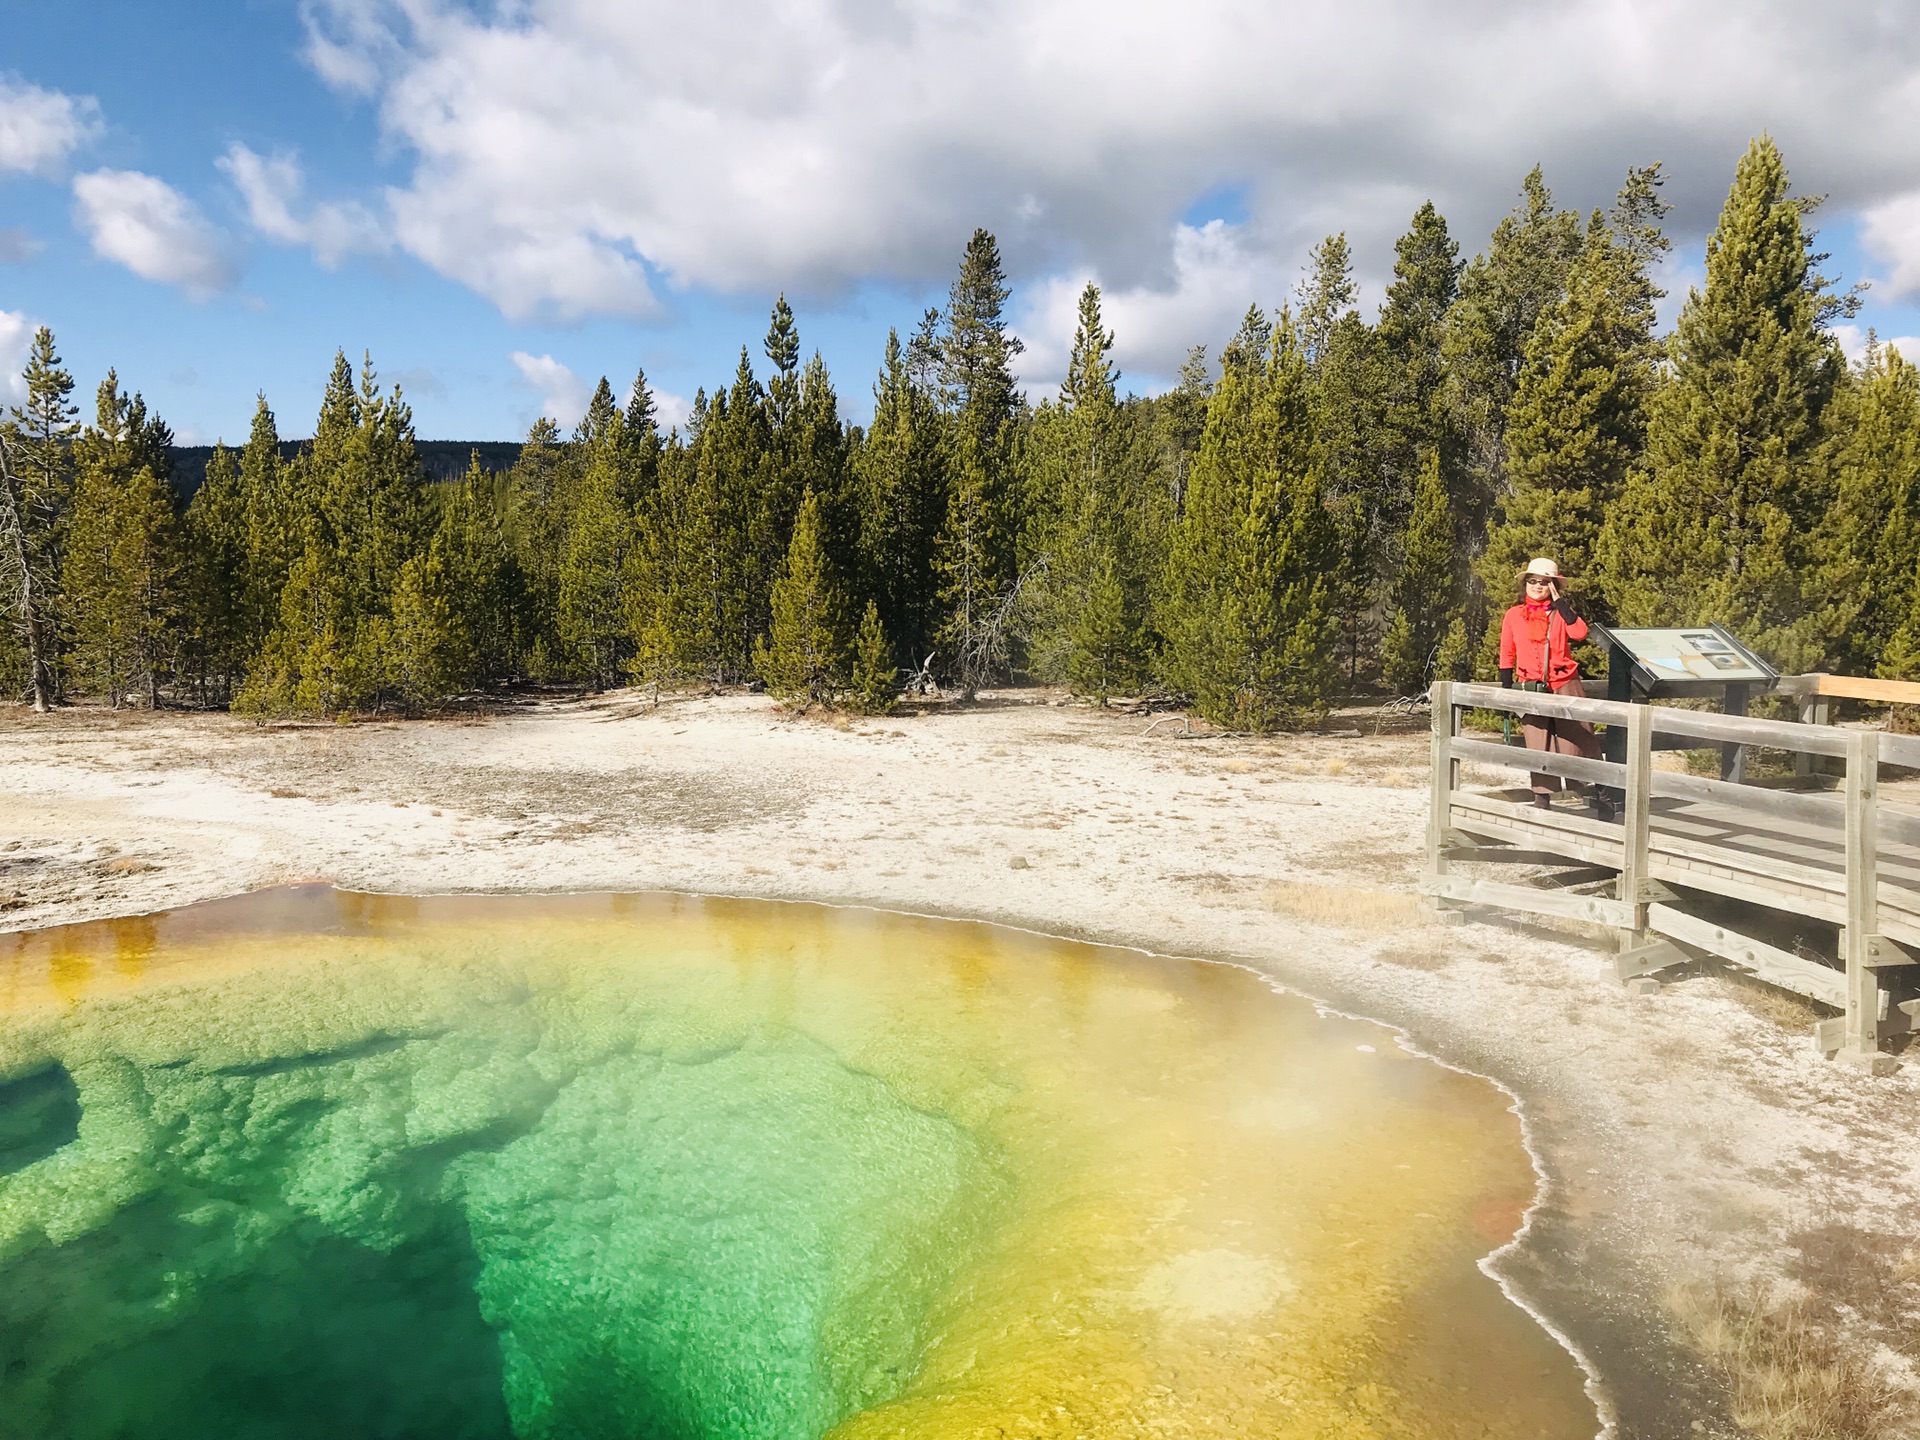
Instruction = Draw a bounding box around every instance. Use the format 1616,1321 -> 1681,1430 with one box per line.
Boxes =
0,888 -> 1596,1439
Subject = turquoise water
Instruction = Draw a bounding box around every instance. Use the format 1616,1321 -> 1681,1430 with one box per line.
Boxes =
0,889 -> 1595,1440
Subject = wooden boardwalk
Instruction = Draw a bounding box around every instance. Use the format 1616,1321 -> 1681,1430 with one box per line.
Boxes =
1426,682 -> 1920,1071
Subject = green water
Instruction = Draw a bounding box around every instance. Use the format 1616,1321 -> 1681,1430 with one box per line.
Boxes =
0,889 -> 1596,1440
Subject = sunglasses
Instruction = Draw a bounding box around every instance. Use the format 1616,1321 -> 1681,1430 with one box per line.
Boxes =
1524,576 -> 1555,586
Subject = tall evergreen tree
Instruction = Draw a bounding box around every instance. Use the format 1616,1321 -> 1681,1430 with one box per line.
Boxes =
1025,284 -> 1151,699
935,229 -> 1026,694
0,326 -> 78,709
1442,168 -> 1584,538
66,373 -> 183,706
854,331 -> 946,670
1380,451 -> 1464,694
1597,136 -> 1843,671
556,441 -> 632,687
1477,204 -> 1664,663
437,457 -> 524,684
1295,233 -> 1358,369
184,443 -> 250,702
1159,312 -> 1336,729
1823,340 -> 1920,673
238,394 -> 295,659
755,489 -> 849,704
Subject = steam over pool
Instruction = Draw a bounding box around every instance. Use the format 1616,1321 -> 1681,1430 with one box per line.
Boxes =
0,889 -> 1594,1439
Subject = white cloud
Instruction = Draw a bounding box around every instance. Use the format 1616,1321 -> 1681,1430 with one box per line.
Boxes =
0,309 -> 35,406
509,351 -> 589,426
1016,221 -> 1285,393
71,169 -> 240,298
1831,324 -> 1920,367
296,0 -> 1920,371
0,76 -> 100,176
219,143 -> 387,268
651,390 -> 692,432
1860,191 -> 1920,300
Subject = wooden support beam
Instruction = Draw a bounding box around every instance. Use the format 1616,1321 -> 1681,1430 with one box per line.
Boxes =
1651,769 -> 1846,829
1450,736 -> 1626,787
1428,682 -> 1455,912
1842,730 -> 1892,1068
1859,932 -> 1918,968
1646,903 -> 1847,1008
1418,874 -> 1638,928
1619,703 -> 1653,945
1614,937 -> 1688,982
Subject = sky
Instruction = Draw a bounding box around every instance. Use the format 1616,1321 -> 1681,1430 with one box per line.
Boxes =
5,0 -> 1920,445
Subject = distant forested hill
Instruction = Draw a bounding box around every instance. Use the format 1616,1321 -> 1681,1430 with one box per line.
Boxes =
167,440 -> 522,501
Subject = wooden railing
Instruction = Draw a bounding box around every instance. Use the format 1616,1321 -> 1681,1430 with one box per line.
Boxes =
1427,681 -> 1918,1071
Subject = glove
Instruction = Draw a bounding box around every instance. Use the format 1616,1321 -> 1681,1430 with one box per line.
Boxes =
1498,667 -> 1514,688
1552,597 -> 1577,623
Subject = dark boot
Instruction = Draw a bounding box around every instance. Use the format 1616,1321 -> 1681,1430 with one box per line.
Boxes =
1594,792 -> 1618,823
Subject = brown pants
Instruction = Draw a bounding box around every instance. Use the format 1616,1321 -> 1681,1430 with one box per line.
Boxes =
1522,674 -> 1601,796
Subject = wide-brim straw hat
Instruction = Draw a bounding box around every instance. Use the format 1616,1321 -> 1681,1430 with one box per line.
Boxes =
1519,557 -> 1565,580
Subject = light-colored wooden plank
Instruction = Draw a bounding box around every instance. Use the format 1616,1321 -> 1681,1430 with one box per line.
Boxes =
1863,933 -> 1918,968
1782,673 -> 1920,706
1651,770 -> 1846,829
1615,937 -> 1687,981
1646,707 -> 1850,756
1451,735 -> 1627,787
1452,681 -> 1634,726
1620,703 -> 1652,935
1877,732 -> 1920,771
1418,874 -> 1639,928
1428,682 -> 1455,893
1845,730 -> 1882,1055
1646,903 -> 1847,1008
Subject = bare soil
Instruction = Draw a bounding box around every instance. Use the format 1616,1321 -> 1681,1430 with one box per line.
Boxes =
5,688 -> 1918,1439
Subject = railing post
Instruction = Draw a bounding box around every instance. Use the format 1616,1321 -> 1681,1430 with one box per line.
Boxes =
1841,730 -> 1897,1073
1618,703 -> 1653,942
1428,683 -> 1457,916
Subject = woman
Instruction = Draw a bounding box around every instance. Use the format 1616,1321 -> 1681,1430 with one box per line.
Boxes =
1497,558 -> 1612,819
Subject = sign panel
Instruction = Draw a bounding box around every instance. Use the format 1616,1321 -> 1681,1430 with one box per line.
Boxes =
1604,627 -> 1776,684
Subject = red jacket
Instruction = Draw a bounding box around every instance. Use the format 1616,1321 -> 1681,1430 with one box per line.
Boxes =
1499,601 -> 1587,686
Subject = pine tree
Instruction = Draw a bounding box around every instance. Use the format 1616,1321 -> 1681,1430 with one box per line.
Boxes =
855,331 -> 947,670
847,599 -> 899,715
1477,207 -> 1664,668
1442,168 -> 1584,538
241,352 -> 430,714
755,489 -> 848,704
0,326 -> 78,709
555,443 -> 632,687
1596,137 -> 1843,671
238,394 -> 295,660
1380,451 -> 1463,694
184,443 -> 250,702
386,547 -> 472,712
1295,233 -> 1358,369
1025,284 -> 1151,699
65,373 -> 183,706
1824,340 -> 1920,673
1159,312 -> 1336,730
437,458 -> 524,684
1376,202 -> 1462,520
935,229 -> 1026,695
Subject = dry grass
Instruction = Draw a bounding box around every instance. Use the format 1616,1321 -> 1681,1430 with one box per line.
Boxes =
1221,758 -> 1255,774
1667,1273 -> 1916,1440
1704,971 -> 1831,1033
1322,756 -> 1351,776
1260,880 -> 1430,932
